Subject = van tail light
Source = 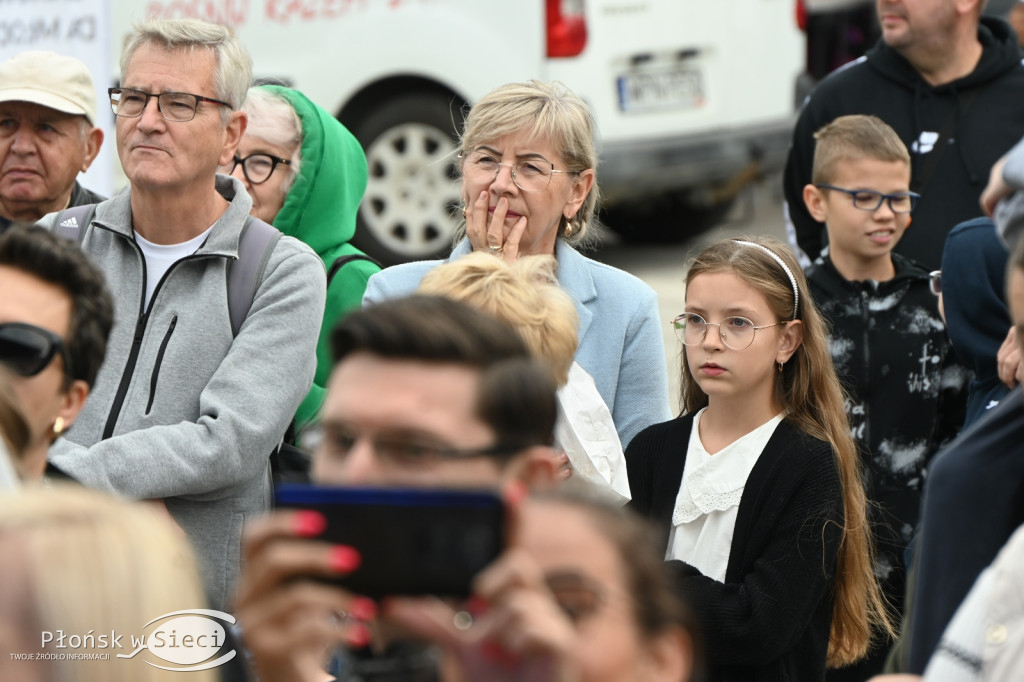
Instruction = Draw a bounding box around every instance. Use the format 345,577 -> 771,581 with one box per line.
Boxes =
795,0 -> 808,31
547,0 -> 587,58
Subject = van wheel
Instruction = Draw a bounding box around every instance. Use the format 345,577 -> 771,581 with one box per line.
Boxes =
348,92 -> 465,265
602,192 -> 735,244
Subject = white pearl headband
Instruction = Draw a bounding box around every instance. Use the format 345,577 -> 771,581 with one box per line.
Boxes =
732,240 -> 800,320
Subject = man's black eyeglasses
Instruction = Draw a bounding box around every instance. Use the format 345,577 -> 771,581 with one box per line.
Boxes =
223,154 -> 293,185
0,322 -> 71,378
108,87 -> 232,123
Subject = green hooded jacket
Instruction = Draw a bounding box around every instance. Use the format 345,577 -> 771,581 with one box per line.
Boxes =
260,85 -> 378,429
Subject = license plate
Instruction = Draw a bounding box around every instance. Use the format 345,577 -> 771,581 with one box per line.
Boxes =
617,68 -> 705,113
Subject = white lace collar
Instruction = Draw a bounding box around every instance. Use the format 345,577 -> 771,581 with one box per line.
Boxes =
672,409 -> 783,526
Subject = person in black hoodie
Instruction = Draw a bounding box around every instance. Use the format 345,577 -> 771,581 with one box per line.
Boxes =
784,0 -> 1024,270
940,217 -> 1012,426
802,114 -> 967,680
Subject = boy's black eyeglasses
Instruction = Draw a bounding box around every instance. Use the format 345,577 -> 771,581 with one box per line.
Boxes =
0,322 -> 71,378
223,154 -> 293,185
815,184 -> 920,214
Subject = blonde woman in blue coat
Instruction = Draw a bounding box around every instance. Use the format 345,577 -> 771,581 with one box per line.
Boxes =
364,80 -> 671,447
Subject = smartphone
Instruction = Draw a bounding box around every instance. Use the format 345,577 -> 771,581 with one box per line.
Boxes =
274,484 -> 507,599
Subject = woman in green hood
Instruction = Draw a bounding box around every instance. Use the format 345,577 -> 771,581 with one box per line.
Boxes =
224,85 -> 379,429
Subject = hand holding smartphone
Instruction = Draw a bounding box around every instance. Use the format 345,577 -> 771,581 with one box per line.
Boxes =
274,484 -> 507,599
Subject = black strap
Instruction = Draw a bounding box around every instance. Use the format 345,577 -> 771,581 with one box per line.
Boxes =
53,204 -> 97,244
912,89 -> 979,194
326,252 -> 382,287
227,216 -> 281,337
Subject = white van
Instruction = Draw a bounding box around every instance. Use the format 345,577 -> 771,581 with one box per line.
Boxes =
114,0 -> 804,263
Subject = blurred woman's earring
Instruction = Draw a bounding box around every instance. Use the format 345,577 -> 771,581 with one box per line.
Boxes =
777,362 -> 784,374
564,217 -> 575,237
53,417 -> 65,438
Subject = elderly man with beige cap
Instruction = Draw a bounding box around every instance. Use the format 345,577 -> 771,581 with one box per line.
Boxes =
0,51 -> 105,232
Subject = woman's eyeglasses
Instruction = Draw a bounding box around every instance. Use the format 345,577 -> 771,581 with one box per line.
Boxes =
459,150 -> 571,192
0,322 -> 70,377
222,153 -> 292,185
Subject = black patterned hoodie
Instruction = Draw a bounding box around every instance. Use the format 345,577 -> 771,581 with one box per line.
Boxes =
805,251 -> 968,601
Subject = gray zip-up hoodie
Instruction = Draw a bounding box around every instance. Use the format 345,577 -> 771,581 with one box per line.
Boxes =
43,175 -> 326,609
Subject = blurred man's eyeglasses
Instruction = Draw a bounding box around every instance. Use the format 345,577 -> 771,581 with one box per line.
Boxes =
929,270 -> 942,297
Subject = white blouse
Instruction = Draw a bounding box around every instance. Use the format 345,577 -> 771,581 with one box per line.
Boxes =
665,408 -> 783,582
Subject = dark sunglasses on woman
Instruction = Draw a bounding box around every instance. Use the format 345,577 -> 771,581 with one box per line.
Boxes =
0,323 -> 70,377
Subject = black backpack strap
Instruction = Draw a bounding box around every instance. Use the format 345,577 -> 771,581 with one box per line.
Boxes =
53,204 -> 97,243
227,215 -> 282,338
326,253 -> 382,287
912,89 -> 980,195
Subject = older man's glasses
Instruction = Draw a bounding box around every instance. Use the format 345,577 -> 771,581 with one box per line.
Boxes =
222,154 -> 292,185
460,150 -> 571,192
0,322 -> 70,377
815,184 -> 920,214
672,313 -> 779,351
108,87 -> 232,123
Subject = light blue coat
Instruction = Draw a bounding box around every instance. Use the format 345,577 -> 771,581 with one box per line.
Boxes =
363,239 -> 672,447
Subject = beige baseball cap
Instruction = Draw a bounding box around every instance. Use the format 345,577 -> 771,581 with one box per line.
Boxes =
0,51 -> 97,124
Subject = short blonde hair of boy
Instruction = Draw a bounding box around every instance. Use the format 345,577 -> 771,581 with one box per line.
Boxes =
0,486 -> 216,682
811,114 -> 910,186
418,252 -> 578,386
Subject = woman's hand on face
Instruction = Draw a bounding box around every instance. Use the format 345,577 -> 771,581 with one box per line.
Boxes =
233,510 -> 375,682
466,191 -> 527,263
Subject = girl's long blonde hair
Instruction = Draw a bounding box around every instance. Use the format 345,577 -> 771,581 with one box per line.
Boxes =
681,236 -> 892,666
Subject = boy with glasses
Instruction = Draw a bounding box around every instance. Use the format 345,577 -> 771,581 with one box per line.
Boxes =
801,114 -> 967,681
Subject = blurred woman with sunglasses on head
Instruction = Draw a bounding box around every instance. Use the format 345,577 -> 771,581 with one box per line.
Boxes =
222,85 -> 380,432
365,80 -> 671,448
0,224 -> 113,481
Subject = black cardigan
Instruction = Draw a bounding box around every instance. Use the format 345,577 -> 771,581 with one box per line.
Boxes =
626,415 -> 844,682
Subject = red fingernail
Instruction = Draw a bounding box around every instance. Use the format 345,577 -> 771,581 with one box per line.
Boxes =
349,597 -> 377,621
329,545 -> 361,573
466,596 -> 488,616
346,622 -> 371,648
293,510 -> 326,537
504,480 -> 527,507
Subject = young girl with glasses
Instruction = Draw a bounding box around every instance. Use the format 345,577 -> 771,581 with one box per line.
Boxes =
626,236 -> 890,682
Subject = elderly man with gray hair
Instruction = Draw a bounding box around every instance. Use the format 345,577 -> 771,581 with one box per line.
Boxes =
0,51 -> 105,232
37,18 -> 326,609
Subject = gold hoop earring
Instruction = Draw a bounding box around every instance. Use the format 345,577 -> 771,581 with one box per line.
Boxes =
52,417 -> 65,438
777,362 -> 784,374
564,219 -> 575,237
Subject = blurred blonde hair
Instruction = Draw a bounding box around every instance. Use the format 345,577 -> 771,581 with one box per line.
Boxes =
418,252 -> 578,386
0,486 -> 216,682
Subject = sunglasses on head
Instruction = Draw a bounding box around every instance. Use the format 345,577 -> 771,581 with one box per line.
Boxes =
0,322 -> 70,378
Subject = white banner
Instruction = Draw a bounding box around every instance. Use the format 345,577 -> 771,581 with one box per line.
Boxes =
0,0 -> 113,196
